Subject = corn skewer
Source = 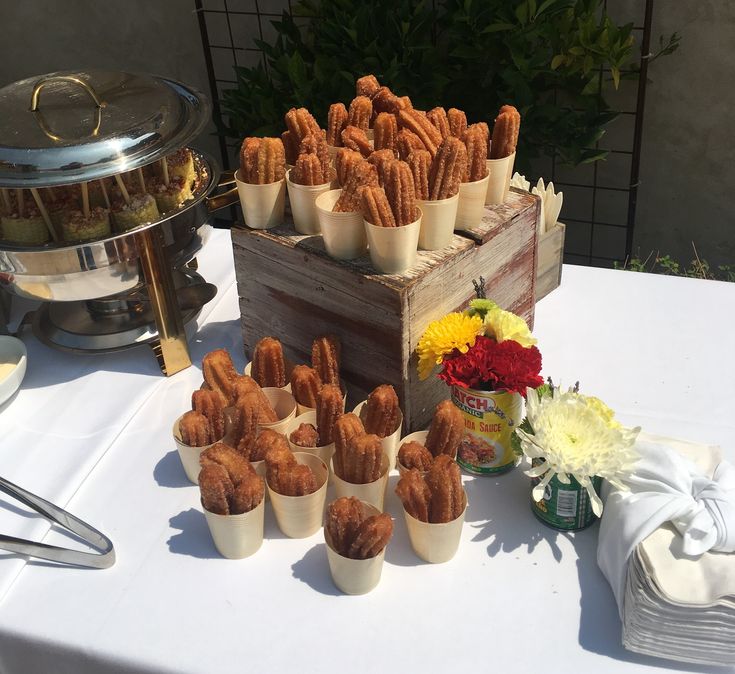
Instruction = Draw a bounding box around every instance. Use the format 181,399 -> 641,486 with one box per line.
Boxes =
29,188 -> 59,242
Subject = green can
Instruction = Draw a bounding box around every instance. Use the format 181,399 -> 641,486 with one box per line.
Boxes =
530,459 -> 602,531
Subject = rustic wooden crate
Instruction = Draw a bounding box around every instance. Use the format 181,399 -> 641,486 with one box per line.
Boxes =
536,222 -> 565,301
231,188 -> 539,432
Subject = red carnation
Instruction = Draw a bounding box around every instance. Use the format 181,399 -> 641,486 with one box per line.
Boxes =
438,336 -> 543,395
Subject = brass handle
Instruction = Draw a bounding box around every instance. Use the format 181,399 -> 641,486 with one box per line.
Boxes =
29,75 -> 103,111
206,186 -> 239,212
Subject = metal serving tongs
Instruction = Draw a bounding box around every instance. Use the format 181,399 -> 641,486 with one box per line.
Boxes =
0,476 -> 115,569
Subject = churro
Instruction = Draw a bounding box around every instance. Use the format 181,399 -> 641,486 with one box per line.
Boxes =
490,105 -> 520,159
316,383 -> 343,445
361,384 -> 400,437
427,107 -> 450,139
361,185 -> 396,228
373,112 -> 398,153
385,160 -> 418,226
289,423 -> 319,448
335,148 -> 364,187
191,389 -> 225,441
463,123 -> 489,182
335,433 -> 384,484
355,74 -> 381,99
341,125 -> 372,158
348,96 -> 372,131
395,468 -> 432,522
447,108 -> 467,139
251,336 -> 287,388
327,102 -> 349,147
407,149 -> 431,201
396,128 -> 426,160
333,161 -> 378,213
428,136 -> 467,200
348,513 -> 393,560
290,365 -> 323,408
398,109 -> 443,157
179,410 -> 214,447
398,440 -> 433,471
311,334 -> 341,387
250,428 -> 289,462
425,400 -> 464,458
284,107 -> 321,147
426,454 -> 464,523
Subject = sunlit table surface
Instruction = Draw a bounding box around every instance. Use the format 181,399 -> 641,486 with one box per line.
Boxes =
0,229 -> 732,674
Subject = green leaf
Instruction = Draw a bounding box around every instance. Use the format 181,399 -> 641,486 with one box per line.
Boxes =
481,22 -> 515,34
611,65 -> 620,89
550,54 -> 566,70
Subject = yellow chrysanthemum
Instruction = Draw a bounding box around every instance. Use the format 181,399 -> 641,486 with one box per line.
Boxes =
417,313 -> 482,380
483,307 -> 537,347
584,396 -> 621,429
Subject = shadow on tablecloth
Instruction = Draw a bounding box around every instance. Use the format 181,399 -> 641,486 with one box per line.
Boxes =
167,508 -> 220,560
291,543 -> 341,597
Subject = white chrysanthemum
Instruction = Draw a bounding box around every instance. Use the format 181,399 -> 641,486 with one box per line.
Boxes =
517,386 -> 640,516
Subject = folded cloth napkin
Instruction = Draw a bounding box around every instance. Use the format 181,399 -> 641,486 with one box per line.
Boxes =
598,432 -> 735,615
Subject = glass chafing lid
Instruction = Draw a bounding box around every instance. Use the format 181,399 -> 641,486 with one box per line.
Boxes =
0,70 -> 211,188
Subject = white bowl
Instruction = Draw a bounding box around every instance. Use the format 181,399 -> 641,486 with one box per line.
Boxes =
0,336 -> 26,406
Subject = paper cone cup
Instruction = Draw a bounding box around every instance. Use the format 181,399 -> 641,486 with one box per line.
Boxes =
286,169 -> 331,235
364,214 -> 421,274
268,452 -> 328,538
456,175 -> 490,230
417,194 -> 459,250
173,415 -> 217,484
485,154 -> 514,205
235,169 -> 286,229
331,453 -> 389,510
243,360 -> 293,394
258,388 -> 297,434
324,501 -> 385,594
285,410 -> 336,467
353,401 -> 404,470
316,189 -> 367,260
203,497 -> 265,559
396,429 -> 429,477
404,496 -> 467,563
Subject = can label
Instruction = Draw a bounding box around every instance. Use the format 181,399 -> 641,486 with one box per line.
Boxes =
451,387 -> 522,475
530,459 -> 602,530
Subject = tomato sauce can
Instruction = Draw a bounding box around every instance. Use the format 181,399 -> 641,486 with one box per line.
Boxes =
451,387 -> 522,475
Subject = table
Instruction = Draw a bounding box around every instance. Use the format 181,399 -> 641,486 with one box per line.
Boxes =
0,229 -> 732,674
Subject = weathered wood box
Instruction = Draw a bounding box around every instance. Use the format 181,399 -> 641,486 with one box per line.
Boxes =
536,222 -> 566,301
232,188 -> 540,432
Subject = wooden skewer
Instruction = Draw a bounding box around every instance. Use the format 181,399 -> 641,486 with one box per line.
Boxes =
30,188 -> 59,243
114,174 -> 131,206
16,189 -> 24,218
161,158 -> 170,187
81,182 -> 90,219
0,188 -> 11,213
137,168 -> 146,193
98,180 -> 110,209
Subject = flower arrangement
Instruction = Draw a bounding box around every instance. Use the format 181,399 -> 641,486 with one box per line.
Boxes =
417,292 -> 543,396
515,381 -> 640,517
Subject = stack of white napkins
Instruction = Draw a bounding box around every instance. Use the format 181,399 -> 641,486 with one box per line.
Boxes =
598,433 -> 735,667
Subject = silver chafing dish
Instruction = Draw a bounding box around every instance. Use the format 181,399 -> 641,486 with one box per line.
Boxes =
0,70 -> 238,375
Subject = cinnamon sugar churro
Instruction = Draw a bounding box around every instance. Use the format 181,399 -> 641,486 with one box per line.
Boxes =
348,96 -> 372,131
361,384 -> 400,437
361,186 -> 396,228
311,335 -> 341,387
251,337 -> 287,388
428,137 -> 467,200
327,103 -> 349,147
341,126 -> 372,158
373,113 -> 398,153
425,400 -> 464,458
290,365 -> 322,408
385,160 -> 418,226
490,105 -> 521,159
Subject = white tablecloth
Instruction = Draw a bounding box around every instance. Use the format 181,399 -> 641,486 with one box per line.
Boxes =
0,232 -> 732,674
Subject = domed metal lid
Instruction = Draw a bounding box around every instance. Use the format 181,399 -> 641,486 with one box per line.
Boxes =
0,70 -> 211,187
